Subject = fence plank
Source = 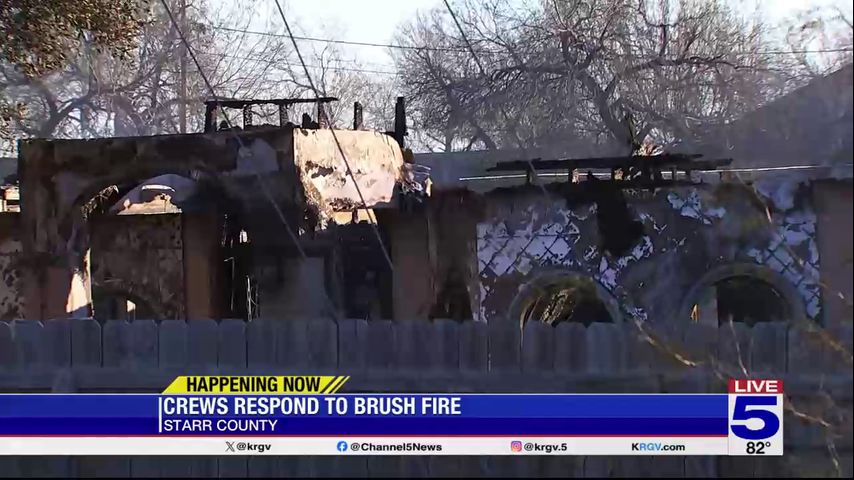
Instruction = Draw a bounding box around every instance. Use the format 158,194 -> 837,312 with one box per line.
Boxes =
247,457 -> 276,477
312,456 -> 368,477
275,320 -> 309,368
71,319 -> 101,367
457,457 -> 490,477
44,319 -> 72,367
784,449 -> 840,477
103,321 -> 130,367
130,458 -> 161,477
583,456 -> 616,477
275,457 -> 313,477
217,458 -> 248,477
426,457 -> 461,477
627,321 -> 686,373
247,321 -> 276,368
367,456 -> 402,477
400,456 -> 430,478
555,322 -> 586,373
131,320 -> 158,368
13,320 -> 44,366
17,457 -> 73,478
337,318 -> 366,372
187,320 -> 218,367
307,318 -> 338,369
0,457 -> 22,477
787,326 -> 826,374
187,457 -> 218,477
458,321 -> 487,372
753,456 -> 789,478
521,320 -> 554,372
542,456 -> 585,478
488,320 -> 519,372
684,457 -> 717,477
717,457 -> 756,478
717,321 -> 751,374
74,457 -> 131,478
159,321 -> 188,368
652,322 -> 690,372
397,320 -> 438,369
434,319 -> 460,371
218,320 -> 247,369
750,322 -> 787,373
613,457 -> 652,477
682,323 -> 718,368
586,323 -> 625,373
648,457 -> 685,477
158,458 -> 194,477
363,320 -> 396,370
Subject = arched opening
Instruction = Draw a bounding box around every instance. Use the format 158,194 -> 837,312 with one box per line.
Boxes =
683,264 -> 805,327
82,173 -> 257,320
514,273 -> 619,328
690,276 -> 790,326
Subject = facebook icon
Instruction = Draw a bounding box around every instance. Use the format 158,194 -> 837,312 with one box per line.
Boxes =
336,441 -> 348,452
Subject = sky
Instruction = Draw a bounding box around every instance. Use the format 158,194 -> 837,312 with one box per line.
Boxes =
230,0 -> 853,70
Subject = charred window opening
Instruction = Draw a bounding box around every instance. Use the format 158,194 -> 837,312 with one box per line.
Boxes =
690,275 -> 789,326
520,277 -> 614,327
337,221 -> 393,320
221,213 -> 256,320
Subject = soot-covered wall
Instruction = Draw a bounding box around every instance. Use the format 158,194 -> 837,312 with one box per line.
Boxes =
475,178 -> 822,326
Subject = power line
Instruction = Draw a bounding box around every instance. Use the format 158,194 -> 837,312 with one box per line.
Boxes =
271,0 -> 396,274
212,24 -> 854,56
212,25 -> 470,52
195,49 -> 401,76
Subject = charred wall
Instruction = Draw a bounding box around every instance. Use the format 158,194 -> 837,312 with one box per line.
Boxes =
0,213 -> 23,320
90,214 -> 185,320
475,179 -> 824,326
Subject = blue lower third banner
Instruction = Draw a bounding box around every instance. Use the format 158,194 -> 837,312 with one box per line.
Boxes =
0,394 -> 726,436
0,393 -> 782,456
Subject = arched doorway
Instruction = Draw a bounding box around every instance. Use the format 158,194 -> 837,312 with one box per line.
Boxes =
510,271 -> 623,329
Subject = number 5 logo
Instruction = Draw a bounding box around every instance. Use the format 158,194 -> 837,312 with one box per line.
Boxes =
731,396 -> 780,440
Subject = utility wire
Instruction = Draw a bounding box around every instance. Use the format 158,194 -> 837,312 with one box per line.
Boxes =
195,49 -> 400,76
213,25 -> 471,52
212,24 -> 854,56
270,0 -> 395,274
158,0 -> 343,319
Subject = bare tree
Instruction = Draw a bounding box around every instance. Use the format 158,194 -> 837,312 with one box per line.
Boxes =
395,0 -> 792,154
0,0 -> 297,151
785,5 -> 853,79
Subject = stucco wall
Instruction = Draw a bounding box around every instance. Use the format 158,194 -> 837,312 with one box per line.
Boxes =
476,180 -> 822,325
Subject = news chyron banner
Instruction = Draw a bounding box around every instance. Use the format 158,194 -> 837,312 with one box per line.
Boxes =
0,376 -> 783,456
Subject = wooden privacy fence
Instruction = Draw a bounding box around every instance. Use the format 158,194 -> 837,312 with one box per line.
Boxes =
0,318 -> 851,388
0,317 -> 851,478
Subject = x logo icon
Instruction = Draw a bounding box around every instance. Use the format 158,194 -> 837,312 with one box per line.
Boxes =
225,441 -> 235,452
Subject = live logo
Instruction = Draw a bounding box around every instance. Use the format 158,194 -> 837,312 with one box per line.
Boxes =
728,379 -> 784,394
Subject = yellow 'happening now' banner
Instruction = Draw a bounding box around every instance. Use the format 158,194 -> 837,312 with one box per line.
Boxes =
162,376 -> 349,394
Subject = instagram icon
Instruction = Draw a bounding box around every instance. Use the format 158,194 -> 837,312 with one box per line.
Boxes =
510,441 -> 523,452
